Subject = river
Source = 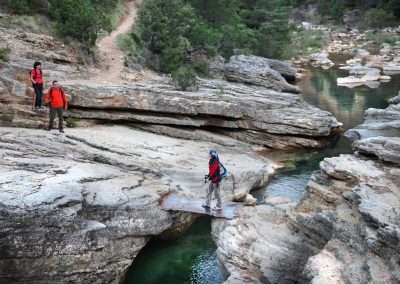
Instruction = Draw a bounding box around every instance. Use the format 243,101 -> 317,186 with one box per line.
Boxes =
124,64 -> 400,284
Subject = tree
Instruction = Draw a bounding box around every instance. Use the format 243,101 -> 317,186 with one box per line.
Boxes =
137,0 -> 195,72
50,0 -> 112,48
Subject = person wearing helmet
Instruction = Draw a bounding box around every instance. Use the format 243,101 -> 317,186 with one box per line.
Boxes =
202,149 -> 222,210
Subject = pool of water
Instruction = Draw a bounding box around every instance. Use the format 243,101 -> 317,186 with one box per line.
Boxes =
254,65 -> 400,202
124,65 -> 400,284
124,216 -> 225,284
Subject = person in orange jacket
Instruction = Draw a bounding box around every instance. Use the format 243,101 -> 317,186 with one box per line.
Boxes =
45,80 -> 68,133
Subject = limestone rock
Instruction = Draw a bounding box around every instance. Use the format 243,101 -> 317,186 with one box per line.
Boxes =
224,55 -> 300,93
264,196 -> 291,206
353,136 -> 400,164
244,194 -> 257,206
0,126 -> 278,283
308,53 -> 334,68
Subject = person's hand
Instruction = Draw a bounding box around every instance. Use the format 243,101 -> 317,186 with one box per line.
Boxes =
33,81 -> 37,84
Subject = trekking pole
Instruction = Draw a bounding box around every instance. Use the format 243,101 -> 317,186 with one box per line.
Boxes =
42,105 -> 48,129
31,88 -> 35,110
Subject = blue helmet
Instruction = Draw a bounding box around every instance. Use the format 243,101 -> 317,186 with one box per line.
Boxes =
209,149 -> 218,158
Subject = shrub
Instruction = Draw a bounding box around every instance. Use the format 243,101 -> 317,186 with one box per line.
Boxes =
189,18 -> 222,56
51,0 -> 112,48
117,33 -> 136,53
366,31 -> 400,45
363,8 -> 397,29
66,118 -> 77,128
0,46 -> 10,62
0,114 -> 14,125
137,0 -> 194,72
171,66 -> 197,91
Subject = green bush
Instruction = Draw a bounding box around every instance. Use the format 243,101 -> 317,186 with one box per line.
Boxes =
0,46 -> 10,62
66,118 -> 77,128
365,31 -> 399,45
171,66 -> 197,91
363,9 -> 397,29
117,34 -> 136,53
189,18 -> 222,56
50,0 -> 112,48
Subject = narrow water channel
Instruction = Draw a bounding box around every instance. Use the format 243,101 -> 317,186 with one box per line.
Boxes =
124,65 -> 400,284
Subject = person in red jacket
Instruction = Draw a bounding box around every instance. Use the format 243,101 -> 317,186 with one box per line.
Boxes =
202,149 -> 222,210
45,80 -> 68,133
31,61 -> 44,109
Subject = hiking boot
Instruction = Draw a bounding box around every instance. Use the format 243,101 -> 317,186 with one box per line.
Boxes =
212,206 -> 222,211
35,106 -> 40,110
202,203 -> 210,208
45,128 -> 51,131
59,129 -> 64,133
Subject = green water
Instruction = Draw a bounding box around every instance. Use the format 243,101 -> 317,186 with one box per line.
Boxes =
124,216 -> 225,284
254,65 -> 400,202
124,65 -> 400,284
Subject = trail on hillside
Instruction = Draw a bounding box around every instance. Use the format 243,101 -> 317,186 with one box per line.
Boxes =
93,0 -> 140,83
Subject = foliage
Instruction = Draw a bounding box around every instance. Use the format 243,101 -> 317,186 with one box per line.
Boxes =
50,0 -> 112,48
0,46 -> 10,62
365,31 -> 400,45
117,33 -> 136,53
363,8 -> 397,29
66,118 -> 77,128
135,0 -> 294,77
1,0 -> 116,48
171,66 -> 197,91
136,0 -> 194,72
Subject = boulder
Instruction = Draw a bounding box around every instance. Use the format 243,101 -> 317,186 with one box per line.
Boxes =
224,55 -> 300,93
337,69 -> 381,84
308,53 -> 334,68
343,10 -> 363,27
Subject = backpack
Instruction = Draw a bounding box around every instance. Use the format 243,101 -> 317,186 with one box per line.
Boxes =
218,161 -> 228,182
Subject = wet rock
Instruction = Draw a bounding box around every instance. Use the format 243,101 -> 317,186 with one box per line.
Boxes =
224,55 -> 300,93
264,196 -> 291,206
308,53 -> 334,68
337,69 -> 381,84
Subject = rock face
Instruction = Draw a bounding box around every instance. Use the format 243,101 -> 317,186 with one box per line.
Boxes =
212,104 -> 400,283
0,126 -> 277,283
345,104 -> 400,141
224,55 -> 300,93
0,27 -> 342,150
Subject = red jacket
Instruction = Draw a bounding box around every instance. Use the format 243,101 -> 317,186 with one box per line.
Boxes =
45,87 -> 68,109
208,158 -> 220,183
31,69 -> 43,84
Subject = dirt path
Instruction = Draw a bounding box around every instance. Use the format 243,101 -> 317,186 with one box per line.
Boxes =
93,0 -> 139,83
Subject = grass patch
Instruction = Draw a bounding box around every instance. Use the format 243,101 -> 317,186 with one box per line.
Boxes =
117,33 -> 136,53
0,114 -> 14,125
66,118 -> 78,128
285,29 -> 329,58
0,14 -> 54,34
0,46 -> 10,62
366,31 -> 400,46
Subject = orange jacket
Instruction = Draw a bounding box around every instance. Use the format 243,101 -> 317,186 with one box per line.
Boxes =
45,87 -> 68,109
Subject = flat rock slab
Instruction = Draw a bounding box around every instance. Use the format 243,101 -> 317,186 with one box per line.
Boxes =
160,194 -> 244,219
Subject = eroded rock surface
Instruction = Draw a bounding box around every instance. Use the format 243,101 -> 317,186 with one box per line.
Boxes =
0,126 -> 277,283
212,104 -> 400,284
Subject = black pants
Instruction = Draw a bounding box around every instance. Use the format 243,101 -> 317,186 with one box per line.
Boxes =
49,107 -> 64,130
33,83 -> 43,108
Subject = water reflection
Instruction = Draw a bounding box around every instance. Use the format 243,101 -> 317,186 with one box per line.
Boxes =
256,65 -> 400,202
